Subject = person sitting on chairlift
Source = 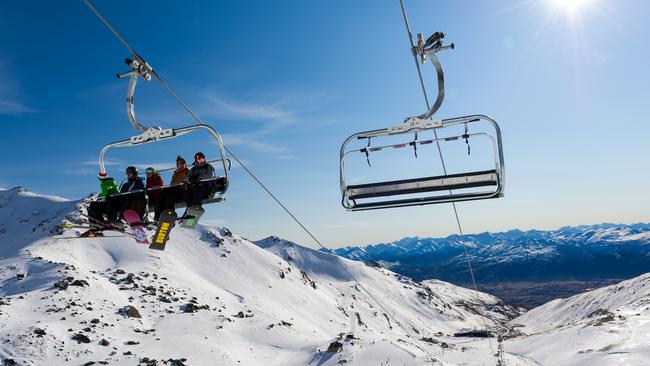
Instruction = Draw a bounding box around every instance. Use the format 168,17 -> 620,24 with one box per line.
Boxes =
171,156 -> 189,185
88,171 -> 119,228
145,166 -> 164,221
163,155 -> 189,210
185,152 -> 216,207
119,166 -> 146,219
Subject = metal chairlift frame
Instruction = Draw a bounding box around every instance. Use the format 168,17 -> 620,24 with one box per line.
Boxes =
340,33 -> 505,211
98,58 -> 230,206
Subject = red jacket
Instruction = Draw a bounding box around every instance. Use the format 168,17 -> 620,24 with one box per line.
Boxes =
146,174 -> 164,197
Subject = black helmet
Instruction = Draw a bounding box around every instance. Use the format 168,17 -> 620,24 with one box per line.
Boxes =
194,152 -> 205,161
126,166 -> 138,176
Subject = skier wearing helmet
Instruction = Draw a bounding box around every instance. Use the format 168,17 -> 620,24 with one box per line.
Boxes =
88,171 -> 120,227
185,152 -> 216,207
119,166 -> 146,218
120,166 -> 145,193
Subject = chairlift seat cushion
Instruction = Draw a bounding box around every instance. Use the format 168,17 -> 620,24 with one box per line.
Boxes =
346,170 -> 498,200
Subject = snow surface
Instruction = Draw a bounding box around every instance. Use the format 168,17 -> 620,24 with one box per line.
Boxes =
507,274 -> 650,365
0,187 -> 647,365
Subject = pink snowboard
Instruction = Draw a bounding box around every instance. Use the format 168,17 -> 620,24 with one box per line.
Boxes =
123,210 -> 149,244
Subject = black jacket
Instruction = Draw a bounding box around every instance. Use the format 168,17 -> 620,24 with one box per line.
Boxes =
120,177 -> 145,193
187,163 -> 215,183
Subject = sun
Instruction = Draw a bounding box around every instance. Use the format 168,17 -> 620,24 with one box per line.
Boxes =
550,0 -> 594,15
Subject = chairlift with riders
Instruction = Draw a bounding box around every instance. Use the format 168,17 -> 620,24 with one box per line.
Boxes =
97,57 -> 231,213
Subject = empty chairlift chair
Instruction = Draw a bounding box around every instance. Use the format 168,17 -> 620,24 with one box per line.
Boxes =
339,32 -> 505,211
98,58 -> 230,211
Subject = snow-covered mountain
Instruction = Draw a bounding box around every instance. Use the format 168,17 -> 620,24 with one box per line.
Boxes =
332,224 -> 650,283
506,273 -> 650,365
0,187 -> 521,365
1,186 -> 648,365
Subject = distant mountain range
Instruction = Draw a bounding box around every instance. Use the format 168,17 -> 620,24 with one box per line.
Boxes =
330,223 -> 650,284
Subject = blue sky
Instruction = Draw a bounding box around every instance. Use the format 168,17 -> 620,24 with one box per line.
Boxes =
1,0 -> 649,248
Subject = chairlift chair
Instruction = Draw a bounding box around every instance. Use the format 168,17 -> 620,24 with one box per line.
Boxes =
98,58 -> 230,210
340,32 -> 505,211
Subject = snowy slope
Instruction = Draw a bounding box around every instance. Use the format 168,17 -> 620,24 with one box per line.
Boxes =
0,187 -> 77,257
505,274 -> 650,366
0,187 -> 524,366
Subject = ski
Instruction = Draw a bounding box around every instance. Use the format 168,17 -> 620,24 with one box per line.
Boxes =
123,210 -> 149,244
180,205 -> 205,230
150,209 -> 177,251
79,229 -> 104,238
63,214 -> 135,239
66,213 -> 121,230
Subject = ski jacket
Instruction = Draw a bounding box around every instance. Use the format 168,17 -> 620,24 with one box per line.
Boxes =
171,167 -> 189,186
120,177 -> 145,193
99,178 -> 119,197
187,163 -> 215,183
146,174 -> 165,197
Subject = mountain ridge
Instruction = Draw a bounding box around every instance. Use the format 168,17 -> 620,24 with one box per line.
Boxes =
330,222 -> 650,285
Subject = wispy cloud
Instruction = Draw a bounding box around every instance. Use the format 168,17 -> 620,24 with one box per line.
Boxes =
75,81 -> 335,157
81,158 -> 123,167
0,59 -> 32,116
203,94 -> 295,124
0,100 -> 32,115
221,133 -> 295,159
201,90 -> 335,157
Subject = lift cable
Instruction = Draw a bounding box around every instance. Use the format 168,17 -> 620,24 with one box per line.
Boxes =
82,0 -> 441,362
398,0 -> 502,362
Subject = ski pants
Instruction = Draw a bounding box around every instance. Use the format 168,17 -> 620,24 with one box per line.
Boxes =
163,185 -> 185,211
88,197 -> 119,223
119,192 -> 146,220
148,194 -> 164,221
185,181 -> 215,207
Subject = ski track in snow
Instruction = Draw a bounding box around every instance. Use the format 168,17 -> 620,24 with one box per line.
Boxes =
0,187 -> 648,365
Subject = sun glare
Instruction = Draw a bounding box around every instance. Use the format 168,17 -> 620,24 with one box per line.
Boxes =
551,0 -> 593,15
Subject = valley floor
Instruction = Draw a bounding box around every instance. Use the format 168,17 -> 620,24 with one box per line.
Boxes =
475,279 -> 624,309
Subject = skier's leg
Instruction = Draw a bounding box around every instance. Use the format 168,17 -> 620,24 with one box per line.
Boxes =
185,183 -> 200,207
119,194 -> 132,219
105,196 -> 119,221
197,180 -> 214,201
88,201 -> 107,224
132,193 -> 146,220
193,183 -> 210,206
163,186 -> 180,210
151,196 -> 163,221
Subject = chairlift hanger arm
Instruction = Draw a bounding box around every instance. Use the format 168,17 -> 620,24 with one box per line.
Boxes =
116,58 -> 155,133
398,0 -> 454,122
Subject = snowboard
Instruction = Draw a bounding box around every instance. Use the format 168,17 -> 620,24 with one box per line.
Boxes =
150,209 -> 177,251
180,205 -> 205,229
123,210 -> 149,244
